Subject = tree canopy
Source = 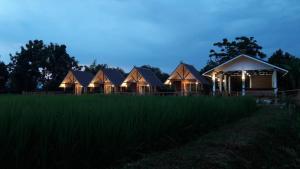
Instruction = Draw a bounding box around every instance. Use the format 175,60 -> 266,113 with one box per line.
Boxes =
84,60 -> 108,75
268,49 -> 300,90
141,65 -> 169,82
84,59 -> 126,76
0,60 -> 9,92
201,36 -> 266,73
9,40 -> 80,92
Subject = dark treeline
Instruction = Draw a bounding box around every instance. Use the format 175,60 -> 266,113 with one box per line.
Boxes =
0,37 -> 300,93
0,40 -> 169,93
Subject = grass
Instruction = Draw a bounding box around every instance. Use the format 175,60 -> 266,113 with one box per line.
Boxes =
122,106 -> 300,169
0,95 -> 256,169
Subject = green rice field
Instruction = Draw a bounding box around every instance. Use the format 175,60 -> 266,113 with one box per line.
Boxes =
0,95 -> 256,169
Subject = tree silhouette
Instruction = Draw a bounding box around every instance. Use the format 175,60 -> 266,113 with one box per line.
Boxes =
0,60 -> 9,92
9,40 -> 80,92
141,65 -> 169,82
201,36 -> 266,73
268,49 -> 300,90
84,60 -> 108,75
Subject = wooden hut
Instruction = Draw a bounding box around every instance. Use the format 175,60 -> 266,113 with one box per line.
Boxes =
59,70 -> 94,95
88,69 -> 125,94
164,63 -> 209,95
121,67 -> 163,94
202,54 -> 288,96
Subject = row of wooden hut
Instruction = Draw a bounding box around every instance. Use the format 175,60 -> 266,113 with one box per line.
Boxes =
59,54 -> 289,96
59,62 -> 209,95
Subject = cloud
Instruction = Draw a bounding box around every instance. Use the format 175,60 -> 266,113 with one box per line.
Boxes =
0,0 -> 299,72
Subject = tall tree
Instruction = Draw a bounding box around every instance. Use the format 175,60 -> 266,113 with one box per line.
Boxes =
41,43 -> 81,91
9,40 -> 80,92
201,36 -> 266,73
9,40 -> 46,92
0,60 -> 9,92
210,36 -> 266,63
268,49 -> 300,90
141,65 -> 169,82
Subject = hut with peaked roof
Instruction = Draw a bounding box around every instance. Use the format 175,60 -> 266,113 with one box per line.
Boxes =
202,54 -> 288,96
165,63 -> 209,95
121,67 -> 163,94
59,70 -> 94,95
88,69 -> 125,94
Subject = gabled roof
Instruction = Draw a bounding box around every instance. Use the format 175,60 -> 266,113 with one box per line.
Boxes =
123,67 -> 163,87
135,67 -> 163,87
165,63 -> 209,85
102,69 -> 125,86
202,54 -> 288,76
182,63 -> 209,85
71,70 -> 94,87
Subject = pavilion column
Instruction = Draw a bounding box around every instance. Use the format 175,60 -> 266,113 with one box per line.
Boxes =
223,75 -> 227,93
272,70 -> 278,97
212,73 -> 216,96
242,71 -> 246,96
219,74 -> 223,93
228,76 -> 231,95
249,75 -> 252,88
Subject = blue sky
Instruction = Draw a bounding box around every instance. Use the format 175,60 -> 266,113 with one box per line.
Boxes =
0,0 -> 299,72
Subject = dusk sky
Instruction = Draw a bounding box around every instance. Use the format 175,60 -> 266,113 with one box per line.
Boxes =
0,0 -> 299,72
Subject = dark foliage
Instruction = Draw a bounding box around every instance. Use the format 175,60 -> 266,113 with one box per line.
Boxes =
84,59 -> 126,76
141,65 -> 169,82
8,40 -> 80,92
0,61 -> 9,92
201,36 -> 266,73
268,49 -> 300,90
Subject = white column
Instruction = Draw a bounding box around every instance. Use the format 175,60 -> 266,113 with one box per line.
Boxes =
223,75 -> 227,93
228,76 -> 231,95
249,75 -> 252,88
242,71 -> 246,96
212,73 -> 216,96
272,70 -> 278,97
219,74 -> 223,93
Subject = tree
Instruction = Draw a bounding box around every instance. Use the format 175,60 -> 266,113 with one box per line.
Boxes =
141,65 -> 169,82
9,40 -> 80,92
41,43 -> 81,91
0,61 -> 9,92
210,36 -> 266,63
268,49 -> 300,90
201,36 -> 266,73
9,40 -> 46,92
84,60 -> 108,74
